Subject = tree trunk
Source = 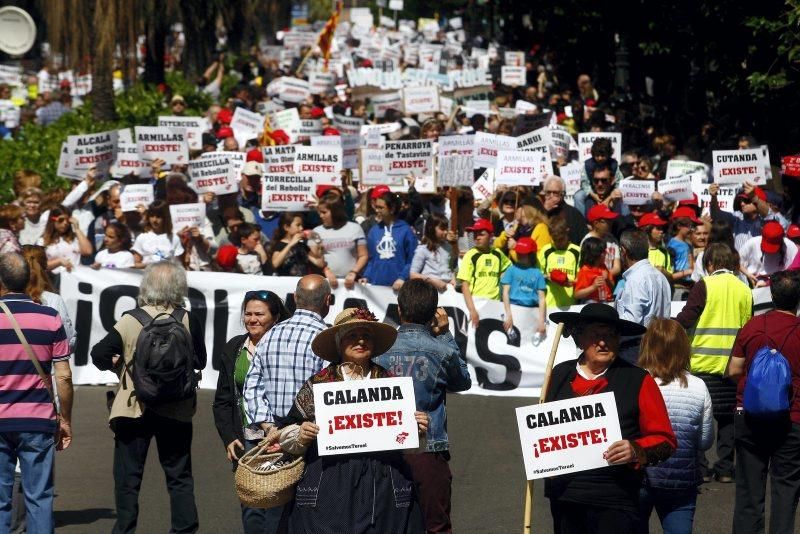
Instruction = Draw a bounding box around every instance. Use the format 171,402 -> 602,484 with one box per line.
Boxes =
143,2 -> 168,85
91,0 -> 117,121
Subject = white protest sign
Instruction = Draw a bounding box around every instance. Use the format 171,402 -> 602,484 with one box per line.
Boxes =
169,202 -> 205,230
439,134 -> 475,157
119,184 -> 154,212
262,145 -> 297,173
188,151 -> 244,195
712,149 -> 766,186
578,132 -> 622,162
760,145 -> 773,181
278,77 -> 311,103
350,7 -> 374,28
158,116 -> 209,150
504,51 -> 525,67
618,179 -> 656,205
0,99 -> 20,127
297,119 -> 323,141
471,169 -> 495,201
294,146 -> 343,186
333,114 -> 365,136
384,139 -> 434,179
474,132 -> 516,169
67,130 -> 118,177
550,127 -> 572,161
112,129 -> 149,178
313,134 -> 359,169
371,92 -> 403,119
309,71 -> 335,95
561,163 -> 582,206
517,126 -> 552,152
501,66 -> 526,87
388,0 -> 403,10
659,174 -> 695,202
271,107 -> 302,142
402,86 -> 440,114
360,148 -> 393,186
57,142 -> 82,180
666,160 -> 708,181
135,126 -> 189,165
314,377 -> 419,456
261,174 -> 315,211
230,107 -> 265,137
496,150 -> 551,186
438,154 -> 474,187
516,392 -> 622,480
693,177 -> 737,214
515,99 -> 537,114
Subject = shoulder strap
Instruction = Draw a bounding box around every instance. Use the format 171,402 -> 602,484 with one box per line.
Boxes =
0,300 -> 59,414
170,307 -> 187,323
127,307 -> 153,327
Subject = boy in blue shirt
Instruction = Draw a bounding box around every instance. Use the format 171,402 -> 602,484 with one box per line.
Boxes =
501,237 -> 547,338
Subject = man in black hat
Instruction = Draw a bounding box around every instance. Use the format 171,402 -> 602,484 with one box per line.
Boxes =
544,303 -> 676,533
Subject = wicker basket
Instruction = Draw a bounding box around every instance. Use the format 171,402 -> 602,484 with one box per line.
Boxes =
235,441 -> 305,509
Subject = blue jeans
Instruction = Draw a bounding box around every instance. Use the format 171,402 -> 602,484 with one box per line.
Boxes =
0,431 -> 55,534
241,438 -> 283,534
637,486 -> 697,534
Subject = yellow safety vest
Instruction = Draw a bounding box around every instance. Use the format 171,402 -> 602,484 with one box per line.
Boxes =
648,247 -> 673,273
689,271 -> 752,375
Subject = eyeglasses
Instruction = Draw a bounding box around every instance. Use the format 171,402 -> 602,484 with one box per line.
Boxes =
592,178 -> 610,184
544,190 -> 565,197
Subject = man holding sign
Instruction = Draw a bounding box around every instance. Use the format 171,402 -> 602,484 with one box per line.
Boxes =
539,304 -> 676,532
271,307 -> 427,533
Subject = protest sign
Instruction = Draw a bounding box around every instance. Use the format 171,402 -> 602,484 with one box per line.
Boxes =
550,127 -> 572,161
371,91 -> 403,119
119,184 -> 154,212
439,134 -> 475,157
402,85 -> 440,114
297,119 -> 323,141
169,203 -> 205,230
495,150 -> 551,186
271,107 -> 302,142
438,154 -> 474,187
294,146 -> 343,186
665,160 -> 708,181
333,114 -> 365,136
0,99 -> 20,128
158,116 -> 209,150
693,177 -> 737,214
384,139 -> 434,178
471,169 -> 495,201
618,179 -> 655,205
761,145 -> 773,181
513,112 -> 552,136
578,132 -> 621,162
112,129 -> 149,178
474,132 -> 516,169
516,392 -> 622,480
516,126 -> 552,152
561,163 -> 582,206
360,148 -> 394,186
261,174 -> 315,211
230,107 -> 264,137
659,174 -> 695,202
262,145 -> 297,173
67,130 -> 118,177
275,77 -> 311,103
782,155 -> 800,177
57,142 -> 83,180
501,66 -> 526,87
313,134 -> 359,169
389,0 -> 403,9
712,149 -> 766,185
188,151 -> 244,195
314,377 -> 418,456
515,99 -> 537,114
504,51 -> 525,67
309,71 -> 335,95
135,126 -> 188,165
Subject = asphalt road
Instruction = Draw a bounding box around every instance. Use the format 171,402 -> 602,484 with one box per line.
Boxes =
51,387 -> 740,533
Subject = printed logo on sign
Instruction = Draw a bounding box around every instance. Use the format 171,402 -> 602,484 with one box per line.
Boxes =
396,432 -> 409,444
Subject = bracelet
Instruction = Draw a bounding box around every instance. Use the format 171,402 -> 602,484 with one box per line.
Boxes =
348,271 -> 358,276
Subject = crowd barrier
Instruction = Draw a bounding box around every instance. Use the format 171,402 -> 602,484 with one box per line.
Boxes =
59,268 -> 773,397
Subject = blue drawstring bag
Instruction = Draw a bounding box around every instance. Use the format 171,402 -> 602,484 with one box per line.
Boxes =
742,319 -> 792,417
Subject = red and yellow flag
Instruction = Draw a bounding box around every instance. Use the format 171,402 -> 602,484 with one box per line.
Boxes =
318,0 -> 343,72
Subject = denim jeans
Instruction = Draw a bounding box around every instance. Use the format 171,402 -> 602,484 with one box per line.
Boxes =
637,486 -> 697,534
0,431 -> 55,534
240,438 -> 283,534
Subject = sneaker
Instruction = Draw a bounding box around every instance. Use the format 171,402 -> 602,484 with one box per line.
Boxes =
715,474 -> 734,483
701,474 -> 712,484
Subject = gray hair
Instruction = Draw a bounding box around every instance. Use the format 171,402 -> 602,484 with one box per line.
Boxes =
619,229 -> 649,261
0,252 -> 30,293
543,175 -> 566,192
137,261 -> 188,308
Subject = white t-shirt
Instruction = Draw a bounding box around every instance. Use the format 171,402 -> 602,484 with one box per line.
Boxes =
314,222 -> 366,277
41,237 -> 81,275
237,252 -> 262,274
94,249 -> 135,269
19,210 -> 49,246
739,236 -> 797,278
131,232 -> 185,264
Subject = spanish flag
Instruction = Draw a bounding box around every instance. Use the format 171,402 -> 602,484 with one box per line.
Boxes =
259,113 -> 275,147
318,0 -> 343,72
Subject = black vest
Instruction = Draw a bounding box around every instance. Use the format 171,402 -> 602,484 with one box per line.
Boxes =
543,357 -> 647,512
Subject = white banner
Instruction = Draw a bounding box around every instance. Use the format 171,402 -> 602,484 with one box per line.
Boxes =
314,377 -> 419,455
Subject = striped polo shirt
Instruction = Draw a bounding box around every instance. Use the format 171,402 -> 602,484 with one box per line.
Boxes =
0,294 -> 69,433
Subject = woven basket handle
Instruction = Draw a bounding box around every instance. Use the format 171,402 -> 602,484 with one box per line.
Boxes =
238,427 -> 282,467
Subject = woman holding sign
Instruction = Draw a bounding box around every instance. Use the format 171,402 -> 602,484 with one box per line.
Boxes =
273,307 -> 427,533
544,304 -> 676,533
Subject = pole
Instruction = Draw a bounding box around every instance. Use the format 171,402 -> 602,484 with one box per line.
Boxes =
522,322 -> 564,533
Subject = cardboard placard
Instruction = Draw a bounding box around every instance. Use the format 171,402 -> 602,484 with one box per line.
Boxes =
359,148 -> 393,186
517,126 -> 552,152
314,377 -> 419,456
665,160 -> 708,181
230,107 -> 265,137
297,119 -> 323,141
692,177 -> 737,214
384,139 -> 434,177
495,150 -> 551,186
169,202 -> 205,230
113,128 -> 150,178
504,51 -> 525,67
439,134 -> 475,157
618,179 -> 656,205
501,66 -> 526,87
271,108 -> 302,142
261,174 -> 315,211
516,392 -> 622,480
294,146 -> 343,186
279,77 -> 312,103
578,132 -> 622,162
473,132 -> 516,169
158,116 -> 209,150
550,127 -> 573,161
119,184 -> 154,212
135,126 -> 189,165
262,145 -> 297,174
561,163 -> 582,206
333,114 -> 365,136
659,174 -> 696,202
402,85 -> 440,114
66,130 -> 118,178
371,91 -> 403,119
309,71 -> 335,95
188,151 -> 244,195
712,149 -> 766,186
438,154 -> 475,187
471,169 -> 495,201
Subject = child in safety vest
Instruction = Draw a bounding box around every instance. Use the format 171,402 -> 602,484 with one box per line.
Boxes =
537,216 -> 581,308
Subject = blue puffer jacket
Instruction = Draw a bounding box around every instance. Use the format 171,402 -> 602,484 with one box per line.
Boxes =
645,373 -> 713,490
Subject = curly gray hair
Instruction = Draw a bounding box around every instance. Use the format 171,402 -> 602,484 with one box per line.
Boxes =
137,261 -> 188,309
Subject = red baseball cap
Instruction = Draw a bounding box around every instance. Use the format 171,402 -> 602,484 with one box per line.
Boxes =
310,107 -> 325,119
787,224 -> 800,240
246,148 -> 264,162
638,213 -> 668,228
587,204 -> 619,223
736,186 -> 767,202
370,185 -> 391,200
761,221 -> 785,254
217,108 -> 233,125
316,185 -> 339,198
466,218 -> 494,234
670,206 -> 702,225
678,193 -> 699,208
514,237 -> 537,255
216,245 -> 238,270
216,126 -> 234,139
323,127 -> 340,136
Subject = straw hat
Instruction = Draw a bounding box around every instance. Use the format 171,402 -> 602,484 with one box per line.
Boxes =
311,307 -> 397,362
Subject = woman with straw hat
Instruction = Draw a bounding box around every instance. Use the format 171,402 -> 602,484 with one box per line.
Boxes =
274,307 -> 428,533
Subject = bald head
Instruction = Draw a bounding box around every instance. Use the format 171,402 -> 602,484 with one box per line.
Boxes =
295,274 -> 331,315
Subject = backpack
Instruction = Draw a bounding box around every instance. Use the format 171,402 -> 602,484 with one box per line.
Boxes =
127,308 -> 197,405
742,316 -> 793,417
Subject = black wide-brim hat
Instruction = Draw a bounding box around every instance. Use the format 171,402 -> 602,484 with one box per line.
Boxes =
550,303 -> 647,337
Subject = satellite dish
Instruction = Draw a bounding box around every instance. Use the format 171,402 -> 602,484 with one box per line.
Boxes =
0,7 -> 36,56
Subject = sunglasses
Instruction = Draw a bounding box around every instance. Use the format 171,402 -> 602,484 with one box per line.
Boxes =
244,290 -> 272,303
592,178 -> 610,183
52,217 -> 69,223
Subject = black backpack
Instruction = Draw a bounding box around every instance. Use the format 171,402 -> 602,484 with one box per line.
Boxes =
127,308 -> 197,405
